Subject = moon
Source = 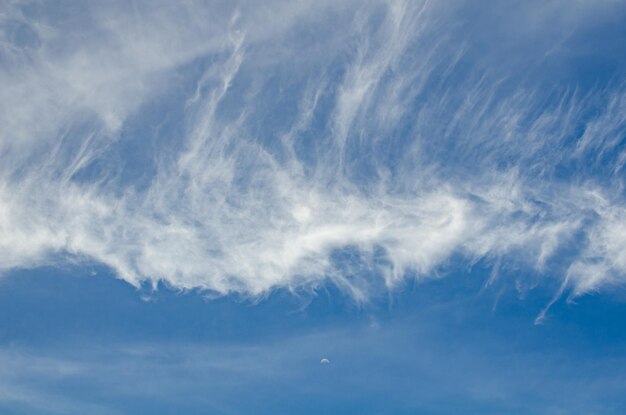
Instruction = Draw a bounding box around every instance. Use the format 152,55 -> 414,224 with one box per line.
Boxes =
320,358 -> 330,364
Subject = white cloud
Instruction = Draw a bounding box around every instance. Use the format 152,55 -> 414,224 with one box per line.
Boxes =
0,0 -> 625,306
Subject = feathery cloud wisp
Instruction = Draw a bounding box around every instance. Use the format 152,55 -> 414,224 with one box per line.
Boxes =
1,0 -> 625,301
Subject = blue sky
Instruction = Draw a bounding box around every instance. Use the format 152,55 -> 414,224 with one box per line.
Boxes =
1,0 -> 626,414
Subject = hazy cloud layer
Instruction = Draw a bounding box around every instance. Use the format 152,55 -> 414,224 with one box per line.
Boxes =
1,0 -> 625,301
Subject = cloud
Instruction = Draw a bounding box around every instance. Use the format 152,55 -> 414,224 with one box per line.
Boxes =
0,0 -> 625,305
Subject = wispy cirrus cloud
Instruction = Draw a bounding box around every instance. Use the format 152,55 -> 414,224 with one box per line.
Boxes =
0,0 -> 625,306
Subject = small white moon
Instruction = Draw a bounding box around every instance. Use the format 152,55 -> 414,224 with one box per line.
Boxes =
320,358 -> 330,364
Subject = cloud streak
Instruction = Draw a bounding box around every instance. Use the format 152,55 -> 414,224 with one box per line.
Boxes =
0,0 -> 625,305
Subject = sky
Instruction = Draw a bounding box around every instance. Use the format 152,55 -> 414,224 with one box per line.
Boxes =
0,0 -> 625,413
